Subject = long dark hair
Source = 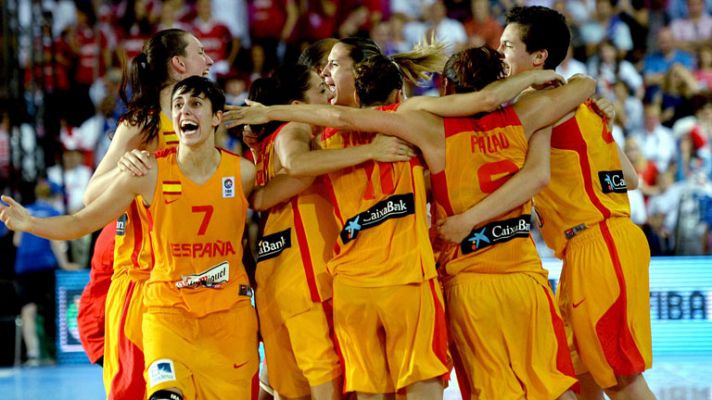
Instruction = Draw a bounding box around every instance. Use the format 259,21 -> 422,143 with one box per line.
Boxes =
119,29 -> 189,144
248,64 -> 315,140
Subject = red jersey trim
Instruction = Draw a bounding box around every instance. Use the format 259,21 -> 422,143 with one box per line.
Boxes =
291,197 -> 322,303
550,116 -> 612,219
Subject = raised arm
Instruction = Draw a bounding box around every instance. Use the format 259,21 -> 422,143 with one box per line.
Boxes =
399,70 -> 565,116
514,74 -> 596,139
2,170 -> 154,240
437,128 -> 551,243
83,121 -> 145,205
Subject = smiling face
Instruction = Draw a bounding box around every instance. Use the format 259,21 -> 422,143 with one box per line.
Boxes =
177,34 -> 214,80
321,43 -> 357,106
498,23 -> 537,76
172,90 -> 221,147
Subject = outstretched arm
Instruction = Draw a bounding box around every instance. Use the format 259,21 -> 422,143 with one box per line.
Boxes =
2,171 -> 153,240
399,70 -> 565,116
437,128 -> 551,243
83,121 -> 146,205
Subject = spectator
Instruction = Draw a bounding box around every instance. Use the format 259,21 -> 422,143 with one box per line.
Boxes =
579,0 -> 633,58
403,0 -> 467,52
694,44 -> 712,89
191,0 -> 239,79
587,39 -> 643,100
46,147 -> 93,266
556,45 -> 587,79
613,80 -> 645,134
625,136 -> 658,198
13,179 -> 79,366
248,0 -> 300,74
667,0 -> 712,20
642,27 -> 695,90
669,0 -> 712,52
391,0 -> 434,21
632,103 -> 677,173
659,63 -> 700,126
116,0 -> 156,63
301,0 -> 339,43
463,0 -> 503,49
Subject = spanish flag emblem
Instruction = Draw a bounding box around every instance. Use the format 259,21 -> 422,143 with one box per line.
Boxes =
163,131 -> 179,146
162,181 -> 182,202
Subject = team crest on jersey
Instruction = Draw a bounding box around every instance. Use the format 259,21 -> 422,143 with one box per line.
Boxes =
340,193 -> 415,244
598,170 -> 627,193
256,228 -> 291,262
148,359 -> 176,387
222,176 -> 235,198
461,215 -> 531,254
176,261 -> 229,289
116,213 -> 128,236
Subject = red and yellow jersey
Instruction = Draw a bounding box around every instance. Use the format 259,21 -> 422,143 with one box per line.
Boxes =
431,106 -> 545,280
535,101 -> 631,258
254,123 -> 338,320
113,112 -> 178,281
143,147 -> 251,317
321,103 -> 436,287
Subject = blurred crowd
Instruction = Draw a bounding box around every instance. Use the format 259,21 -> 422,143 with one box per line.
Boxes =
1,0 -> 712,270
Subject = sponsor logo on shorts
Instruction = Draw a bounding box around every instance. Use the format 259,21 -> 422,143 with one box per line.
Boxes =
222,176 -> 235,198
598,170 -> 627,194
340,193 -> 415,244
148,359 -> 176,388
176,261 -> 229,289
256,228 -> 291,262
461,215 -> 531,254
116,213 -> 127,236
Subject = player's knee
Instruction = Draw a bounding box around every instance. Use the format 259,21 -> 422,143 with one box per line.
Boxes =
149,389 -> 183,400
609,373 -> 643,392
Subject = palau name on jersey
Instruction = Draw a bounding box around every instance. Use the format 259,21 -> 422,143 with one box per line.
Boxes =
471,130 -> 511,154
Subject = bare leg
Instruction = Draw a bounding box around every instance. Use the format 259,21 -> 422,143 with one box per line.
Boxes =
20,303 -> 39,363
357,393 -> 395,400
312,377 -> 344,400
404,378 -> 443,400
605,374 -> 656,400
576,373 -> 604,400
556,389 -> 578,400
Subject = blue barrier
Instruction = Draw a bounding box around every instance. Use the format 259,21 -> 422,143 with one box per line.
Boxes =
57,256 -> 712,364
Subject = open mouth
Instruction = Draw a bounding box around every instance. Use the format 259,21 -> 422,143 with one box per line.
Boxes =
180,121 -> 199,135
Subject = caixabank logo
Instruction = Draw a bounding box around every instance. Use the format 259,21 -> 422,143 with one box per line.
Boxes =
340,193 -> 415,243
598,170 -> 627,193
257,228 -> 291,262
461,215 -> 531,254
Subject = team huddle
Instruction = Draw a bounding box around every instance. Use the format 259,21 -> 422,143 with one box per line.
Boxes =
0,5 -> 654,400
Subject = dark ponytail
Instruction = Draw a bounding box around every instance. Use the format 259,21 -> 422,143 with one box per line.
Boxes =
119,29 -> 189,144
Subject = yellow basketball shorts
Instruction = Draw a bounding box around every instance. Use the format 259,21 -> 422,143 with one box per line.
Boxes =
332,278 -> 450,394
445,272 -> 577,400
558,217 -> 652,388
261,301 -> 341,398
143,301 -> 259,400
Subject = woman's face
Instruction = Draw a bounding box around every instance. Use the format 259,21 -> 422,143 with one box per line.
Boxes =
303,71 -> 332,105
321,43 -> 357,106
179,34 -> 214,79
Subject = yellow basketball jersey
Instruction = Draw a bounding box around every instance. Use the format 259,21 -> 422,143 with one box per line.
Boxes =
321,104 -> 436,287
535,101 -> 631,258
254,123 -> 338,321
143,147 -> 251,317
113,112 -> 177,281
432,106 -> 545,280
